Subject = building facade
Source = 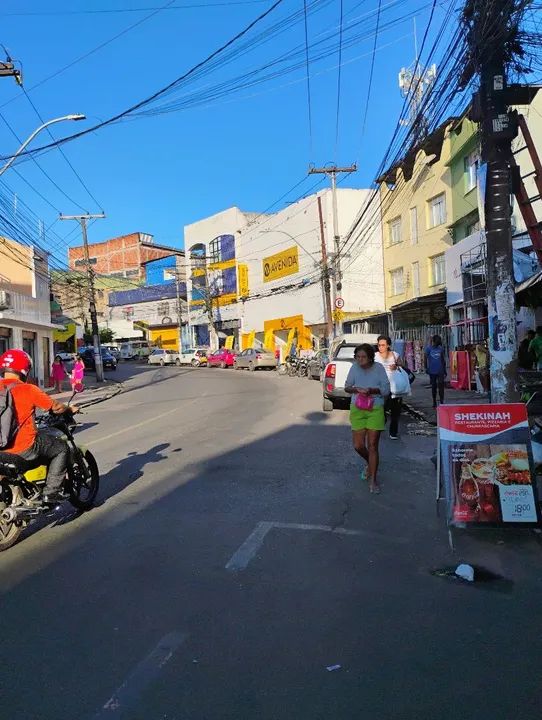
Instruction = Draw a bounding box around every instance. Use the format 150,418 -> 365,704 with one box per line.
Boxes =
236,188 -> 383,353
68,232 -> 182,280
379,120 -> 454,330
0,237 -> 57,386
107,283 -> 187,347
184,207 -> 254,348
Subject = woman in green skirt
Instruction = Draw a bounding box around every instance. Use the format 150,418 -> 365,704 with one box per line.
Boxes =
345,343 -> 390,493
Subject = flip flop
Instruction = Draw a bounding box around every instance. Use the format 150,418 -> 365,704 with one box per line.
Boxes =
360,467 -> 367,482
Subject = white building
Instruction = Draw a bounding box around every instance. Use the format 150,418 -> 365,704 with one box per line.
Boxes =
236,188 -> 384,352
0,237 -> 57,387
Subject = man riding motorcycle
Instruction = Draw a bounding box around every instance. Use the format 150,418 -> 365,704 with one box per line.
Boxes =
0,349 -> 78,505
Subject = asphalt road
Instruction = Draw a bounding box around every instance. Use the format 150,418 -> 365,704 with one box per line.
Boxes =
1,363 -> 541,720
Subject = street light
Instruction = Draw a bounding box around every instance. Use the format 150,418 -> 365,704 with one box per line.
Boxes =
0,114 -> 86,176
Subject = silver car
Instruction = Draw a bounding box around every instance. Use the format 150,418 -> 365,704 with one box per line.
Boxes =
147,348 -> 180,366
234,348 -> 277,371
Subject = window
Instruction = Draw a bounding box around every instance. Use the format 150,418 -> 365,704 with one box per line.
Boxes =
428,193 -> 446,228
389,267 -> 404,296
209,237 -> 222,264
157,301 -> 170,316
412,261 -> 420,297
409,207 -> 418,245
464,150 -> 480,193
430,254 -> 446,286
466,218 -> 480,237
388,217 -> 402,246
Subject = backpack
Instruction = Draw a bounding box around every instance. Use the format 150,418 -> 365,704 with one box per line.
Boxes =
0,384 -> 18,450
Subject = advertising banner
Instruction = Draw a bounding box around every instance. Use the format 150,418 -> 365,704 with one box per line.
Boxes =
262,246 -> 299,283
438,404 -> 540,527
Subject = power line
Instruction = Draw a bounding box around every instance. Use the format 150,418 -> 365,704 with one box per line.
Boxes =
360,0 -> 382,143
334,0 -> 344,158
302,0 -> 314,157
0,1 -> 270,16
21,87 -> 103,210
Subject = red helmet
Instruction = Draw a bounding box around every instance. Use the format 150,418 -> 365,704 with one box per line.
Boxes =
0,349 -> 33,378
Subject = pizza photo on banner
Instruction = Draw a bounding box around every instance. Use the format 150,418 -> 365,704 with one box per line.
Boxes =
438,404 -> 541,528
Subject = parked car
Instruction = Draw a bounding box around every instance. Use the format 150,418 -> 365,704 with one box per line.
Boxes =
234,348 -> 277,371
80,347 -> 118,371
207,348 -> 237,368
147,348 -> 181,366
56,351 -> 74,363
307,349 -> 329,380
103,345 -> 121,360
322,334 -> 379,411
178,347 -> 208,367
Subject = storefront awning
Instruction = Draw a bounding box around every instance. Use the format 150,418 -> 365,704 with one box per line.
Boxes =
390,291 -> 446,313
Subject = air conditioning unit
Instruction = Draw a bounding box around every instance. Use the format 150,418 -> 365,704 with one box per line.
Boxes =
0,290 -> 12,310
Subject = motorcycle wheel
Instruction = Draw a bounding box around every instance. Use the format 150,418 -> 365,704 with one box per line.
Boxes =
68,450 -> 100,511
287,364 -> 297,377
0,484 -> 23,551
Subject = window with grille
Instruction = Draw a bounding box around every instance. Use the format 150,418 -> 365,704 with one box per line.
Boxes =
388,217 -> 402,246
428,193 -> 446,228
464,150 -> 480,193
209,237 -> 222,264
389,267 -> 404,296
430,254 -> 446,286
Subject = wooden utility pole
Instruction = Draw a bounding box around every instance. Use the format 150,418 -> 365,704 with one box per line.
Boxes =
317,195 -> 333,344
462,0 -> 525,402
308,164 -> 357,336
60,213 -> 106,381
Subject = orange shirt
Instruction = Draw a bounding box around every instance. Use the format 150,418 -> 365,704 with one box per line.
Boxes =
0,378 -> 53,453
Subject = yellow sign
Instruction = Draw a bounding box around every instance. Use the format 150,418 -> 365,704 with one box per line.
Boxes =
53,322 -> 76,344
245,330 -> 255,349
262,246 -> 299,283
224,335 -> 234,350
263,329 -> 274,350
332,309 -> 345,322
238,263 -> 249,297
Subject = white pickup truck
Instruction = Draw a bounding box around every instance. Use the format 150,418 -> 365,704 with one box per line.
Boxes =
322,334 -> 379,411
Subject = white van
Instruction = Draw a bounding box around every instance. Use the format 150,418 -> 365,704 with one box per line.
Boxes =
120,341 -> 151,360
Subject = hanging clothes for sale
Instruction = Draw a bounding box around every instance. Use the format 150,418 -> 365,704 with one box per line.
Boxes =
414,340 -> 424,373
405,341 -> 415,371
392,337 -> 405,361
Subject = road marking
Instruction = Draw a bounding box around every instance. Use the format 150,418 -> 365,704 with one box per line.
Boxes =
225,521 -> 274,571
93,632 -> 187,718
86,395 -> 201,446
225,521 -> 365,572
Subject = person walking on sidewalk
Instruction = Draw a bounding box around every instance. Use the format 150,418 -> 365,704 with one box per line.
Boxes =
71,354 -> 85,391
425,335 -> 446,408
345,343 -> 390,494
528,327 -> 542,370
375,335 -> 403,440
51,355 -> 68,394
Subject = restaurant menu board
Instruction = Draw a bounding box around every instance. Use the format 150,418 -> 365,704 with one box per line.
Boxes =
438,404 -> 541,527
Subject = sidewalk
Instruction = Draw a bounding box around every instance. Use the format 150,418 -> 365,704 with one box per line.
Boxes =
405,377 -> 488,424
45,375 -> 122,406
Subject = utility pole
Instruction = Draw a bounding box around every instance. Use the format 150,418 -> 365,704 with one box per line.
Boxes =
317,195 -> 333,344
309,164 -> 357,336
173,271 -> 184,352
60,213 -> 106,382
462,0 -> 524,403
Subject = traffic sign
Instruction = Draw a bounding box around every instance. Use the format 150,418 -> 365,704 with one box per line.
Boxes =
335,297 -> 344,309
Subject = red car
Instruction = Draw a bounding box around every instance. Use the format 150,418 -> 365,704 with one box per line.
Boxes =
207,348 -> 237,368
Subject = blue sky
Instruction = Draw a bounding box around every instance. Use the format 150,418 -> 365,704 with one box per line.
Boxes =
0,0 -> 452,261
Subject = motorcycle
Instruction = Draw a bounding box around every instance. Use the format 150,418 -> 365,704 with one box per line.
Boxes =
0,396 -> 99,551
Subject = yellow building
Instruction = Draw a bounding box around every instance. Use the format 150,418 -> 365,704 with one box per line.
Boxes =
379,120 -> 455,329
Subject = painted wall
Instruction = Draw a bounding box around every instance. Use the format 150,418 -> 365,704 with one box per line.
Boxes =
380,124 -> 454,311
447,117 -> 480,242
237,188 -> 383,335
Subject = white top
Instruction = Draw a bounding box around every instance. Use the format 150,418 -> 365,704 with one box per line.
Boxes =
375,351 -> 400,379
